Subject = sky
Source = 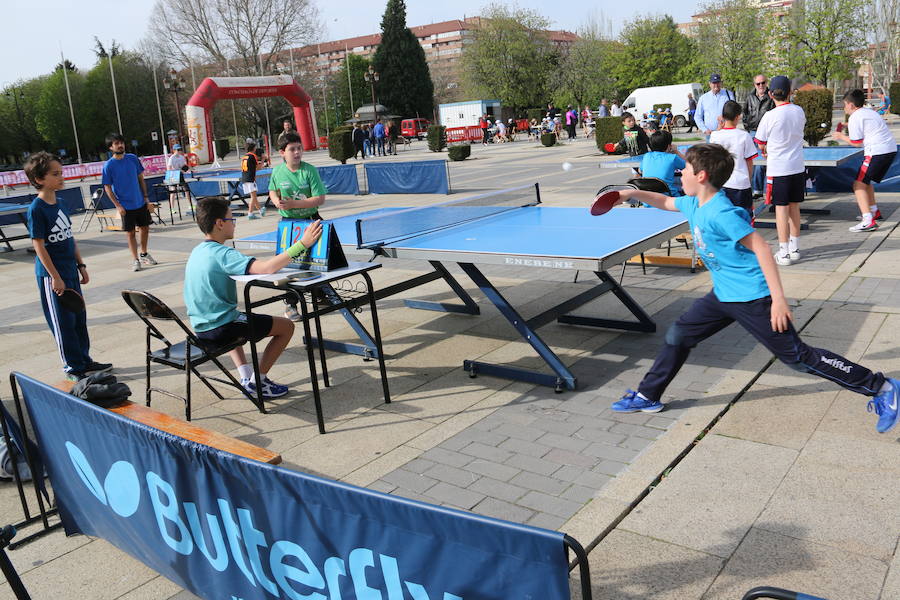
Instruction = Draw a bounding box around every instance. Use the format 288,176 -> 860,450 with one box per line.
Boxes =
3,0 -> 699,86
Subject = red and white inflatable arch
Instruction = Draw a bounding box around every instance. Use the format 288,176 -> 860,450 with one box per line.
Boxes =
185,75 -> 317,164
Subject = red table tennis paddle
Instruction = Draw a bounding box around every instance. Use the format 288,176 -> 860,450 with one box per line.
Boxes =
836,122 -> 844,133
604,142 -> 617,154
590,190 -> 621,216
58,288 -> 85,312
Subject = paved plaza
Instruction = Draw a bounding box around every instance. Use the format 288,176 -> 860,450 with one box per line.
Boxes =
0,132 -> 898,599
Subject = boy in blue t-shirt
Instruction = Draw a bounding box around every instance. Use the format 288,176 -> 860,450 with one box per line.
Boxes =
639,130 -> 686,194
601,144 -> 899,434
184,198 -> 321,399
25,152 -> 112,381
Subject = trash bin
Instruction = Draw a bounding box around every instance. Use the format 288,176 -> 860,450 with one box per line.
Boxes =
214,138 -> 230,159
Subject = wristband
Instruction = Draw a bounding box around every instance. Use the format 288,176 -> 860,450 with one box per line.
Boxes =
286,240 -> 306,258
77,263 -> 86,269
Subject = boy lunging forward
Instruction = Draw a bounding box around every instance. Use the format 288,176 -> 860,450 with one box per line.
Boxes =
604,144 -> 898,434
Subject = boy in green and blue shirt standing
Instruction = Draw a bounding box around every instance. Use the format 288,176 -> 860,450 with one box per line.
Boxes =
268,131 -> 327,321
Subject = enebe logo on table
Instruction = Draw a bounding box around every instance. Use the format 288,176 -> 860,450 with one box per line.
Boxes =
64,441 -> 463,600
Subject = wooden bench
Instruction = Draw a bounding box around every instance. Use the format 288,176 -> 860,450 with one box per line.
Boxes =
54,381 -> 281,464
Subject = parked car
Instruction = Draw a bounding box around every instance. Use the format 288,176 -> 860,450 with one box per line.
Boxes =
400,118 -> 431,140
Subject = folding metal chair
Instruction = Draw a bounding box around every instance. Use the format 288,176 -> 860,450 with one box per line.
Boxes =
121,290 -> 259,421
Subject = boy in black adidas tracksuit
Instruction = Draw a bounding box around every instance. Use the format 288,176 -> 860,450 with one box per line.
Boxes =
25,152 -> 111,381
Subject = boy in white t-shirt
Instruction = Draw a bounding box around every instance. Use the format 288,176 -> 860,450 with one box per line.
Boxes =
754,75 -> 806,266
832,88 -> 898,231
709,100 -> 758,220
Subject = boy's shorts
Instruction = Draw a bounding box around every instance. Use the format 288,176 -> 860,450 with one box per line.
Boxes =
765,172 -> 805,206
856,152 -> 896,184
241,182 -> 258,194
723,187 -> 753,219
122,206 -> 152,231
196,313 -> 272,347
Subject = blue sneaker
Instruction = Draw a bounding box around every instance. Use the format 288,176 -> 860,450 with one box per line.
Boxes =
868,377 -> 900,433
242,377 -> 289,399
259,206 -> 267,217
611,390 -> 664,413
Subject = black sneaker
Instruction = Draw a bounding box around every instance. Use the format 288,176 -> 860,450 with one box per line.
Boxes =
84,361 -> 113,374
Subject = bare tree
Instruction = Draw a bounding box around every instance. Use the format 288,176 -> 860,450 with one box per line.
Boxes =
146,0 -> 322,75
867,0 -> 900,93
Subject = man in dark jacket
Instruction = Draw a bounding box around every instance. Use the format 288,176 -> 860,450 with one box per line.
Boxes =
352,123 -> 367,160
743,74 -> 775,194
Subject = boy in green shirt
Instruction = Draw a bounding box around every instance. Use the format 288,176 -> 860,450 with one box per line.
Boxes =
268,131 -> 328,320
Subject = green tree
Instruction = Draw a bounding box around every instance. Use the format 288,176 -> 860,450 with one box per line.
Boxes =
80,53 -> 170,155
35,66 -> 86,156
372,0 -> 434,118
461,4 -> 559,111
786,0 -> 867,86
553,37 -> 620,110
693,0 -> 769,97
611,16 -> 696,94
335,54 -> 373,119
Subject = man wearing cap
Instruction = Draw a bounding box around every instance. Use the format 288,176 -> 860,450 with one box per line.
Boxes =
694,73 -> 735,139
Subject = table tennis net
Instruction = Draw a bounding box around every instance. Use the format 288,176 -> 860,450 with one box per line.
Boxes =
356,183 -> 540,248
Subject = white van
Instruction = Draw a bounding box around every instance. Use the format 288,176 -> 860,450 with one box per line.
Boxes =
621,83 -> 705,128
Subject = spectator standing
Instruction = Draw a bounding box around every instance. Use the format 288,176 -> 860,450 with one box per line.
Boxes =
352,123 -> 367,160
102,133 -> 157,272
743,75 -> 776,194
276,119 -> 296,149
165,144 -> 188,208
598,99 -> 609,118
373,119 -> 386,156
241,141 -> 265,219
565,106 -> 577,139
610,101 -> 622,117
686,94 -> 697,132
547,103 -> 559,119
695,73 -> 735,138
479,114 -> 490,145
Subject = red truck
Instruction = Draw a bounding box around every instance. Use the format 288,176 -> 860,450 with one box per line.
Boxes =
400,118 -> 431,140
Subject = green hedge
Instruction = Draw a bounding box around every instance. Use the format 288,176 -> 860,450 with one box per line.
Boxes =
793,88 -> 833,146
540,132 -> 556,147
448,144 -> 471,161
594,116 -> 622,152
889,83 -> 900,115
427,125 -> 446,152
328,127 -> 354,163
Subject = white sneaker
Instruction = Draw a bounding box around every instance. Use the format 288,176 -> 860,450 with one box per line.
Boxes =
132,259 -> 142,272
248,212 -> 260,220
139,253 -> 158,265
849,221 -> 878,232
774,253 -> 792,266
283,304 -> 301,322
789,249 -> 800,261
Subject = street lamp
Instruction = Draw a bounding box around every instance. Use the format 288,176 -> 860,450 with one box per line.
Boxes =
5,87 -> 31,152
161,68 -> 187,149
364,66 -> 379,123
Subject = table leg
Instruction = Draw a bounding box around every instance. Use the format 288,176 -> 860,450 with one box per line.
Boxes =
298,292 -> 325,434
362,272 -> 391,404
311,289 -> 329,387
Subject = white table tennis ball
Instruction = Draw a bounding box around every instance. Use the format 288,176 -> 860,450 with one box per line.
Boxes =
562,161 -> 573,171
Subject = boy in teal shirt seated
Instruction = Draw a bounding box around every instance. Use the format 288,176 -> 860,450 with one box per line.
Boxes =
639,130 -> 686,194
267,131 -> 327,321
184,198 -> 321,399
603,144 -> 899,434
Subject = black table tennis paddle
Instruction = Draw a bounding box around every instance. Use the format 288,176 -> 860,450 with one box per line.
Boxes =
58,288 -> 85,312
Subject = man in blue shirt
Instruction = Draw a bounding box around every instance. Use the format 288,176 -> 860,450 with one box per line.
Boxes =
694,73 -> 735,139
101,133 -> 157,271
599,143 -> 899,434
373,118 -> 386,156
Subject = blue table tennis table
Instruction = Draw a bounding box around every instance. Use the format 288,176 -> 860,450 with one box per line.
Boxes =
600,145 -> 863,169
234,183 -> 688,392
0,204 -> 28,252
188,168 -> 274,206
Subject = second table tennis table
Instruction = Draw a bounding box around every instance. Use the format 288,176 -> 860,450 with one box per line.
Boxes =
0,204 -> 29,252
235,183 -> 688,391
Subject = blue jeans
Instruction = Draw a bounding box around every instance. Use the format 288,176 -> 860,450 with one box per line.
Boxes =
376,137 -> 385,155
